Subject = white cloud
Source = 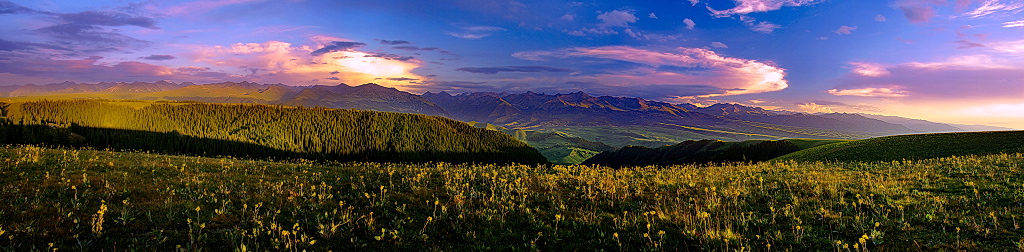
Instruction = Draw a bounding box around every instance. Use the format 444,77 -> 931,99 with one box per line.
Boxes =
708,0 -> 823,17
834,25 -> 857,35
597,10 -> 638,27
648,13 -> 658,19
683,18 -> 696,29
828,87 -> 909,97
689,0 -> 700,6
1005,19 -> 1024,27
711,42 -> 728,48
849,62 -> 890,77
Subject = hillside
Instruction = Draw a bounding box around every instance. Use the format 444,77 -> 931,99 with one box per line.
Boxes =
775,131 -> 1024,162
582,139 -> 842,167
0,99 -> 546,164
3,145 -> 1024,250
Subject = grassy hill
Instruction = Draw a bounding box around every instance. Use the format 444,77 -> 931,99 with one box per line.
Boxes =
775,131 -> 1024,162
3,145 -> 1024,250
0,99 -> 546,164
581,139 -> 842,167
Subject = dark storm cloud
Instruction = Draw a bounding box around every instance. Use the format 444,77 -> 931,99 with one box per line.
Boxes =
456,66 -> 572,74
310,41 -> 367,56
141,54 -> 176,61
378,40 -> 411,45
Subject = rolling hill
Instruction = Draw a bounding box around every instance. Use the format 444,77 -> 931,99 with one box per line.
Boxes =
775,130 -> 1024,162
581,139 -> 843,167
0,99 -> 546,164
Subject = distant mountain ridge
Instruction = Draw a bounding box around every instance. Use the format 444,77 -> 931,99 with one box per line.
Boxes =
0,81 -> 1010,164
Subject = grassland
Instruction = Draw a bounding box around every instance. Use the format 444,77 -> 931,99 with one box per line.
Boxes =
3,145 -> 1024,250
777,130 -> 1024,162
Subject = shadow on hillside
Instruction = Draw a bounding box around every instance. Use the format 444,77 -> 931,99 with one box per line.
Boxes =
0,124 -> 546,164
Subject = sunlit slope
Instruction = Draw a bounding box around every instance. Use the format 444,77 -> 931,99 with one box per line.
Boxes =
775,131 -> 1024,162
0,99 -> 546,164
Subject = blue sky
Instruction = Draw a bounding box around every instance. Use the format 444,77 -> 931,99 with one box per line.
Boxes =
1,0 -> 1023,128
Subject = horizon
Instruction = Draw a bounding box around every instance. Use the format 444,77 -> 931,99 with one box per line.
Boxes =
1,0 -> 1023,128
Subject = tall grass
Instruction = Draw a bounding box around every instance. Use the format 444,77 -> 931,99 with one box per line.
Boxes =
1,145 -> 1023,250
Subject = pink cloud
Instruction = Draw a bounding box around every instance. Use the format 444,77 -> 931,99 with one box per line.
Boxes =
1004,19 -> 1024,27
834,25 -> 857,35
963,0 -> 1024,18
189,38 -> 429,90
896,1 -> 936,23
828,87 -> 909,97
512,46 -> 788,98
708,0 -> 822,17
849,62 -> 890,77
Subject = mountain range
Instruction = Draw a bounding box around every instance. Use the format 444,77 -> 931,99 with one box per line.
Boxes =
1,81 -> 1013,164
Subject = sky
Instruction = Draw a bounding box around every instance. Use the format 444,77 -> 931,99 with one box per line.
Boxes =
1,0 -> 1023,128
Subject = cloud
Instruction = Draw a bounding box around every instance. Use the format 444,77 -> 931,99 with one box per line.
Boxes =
875,14 -> 887,22
365,53 -> 415,62
378,40 -> 411,45
683,18 -> 696,29
835,55 -> 1024,100
749,21 -> 782,33
795,100 -> 882,113
964,0 -> 1024,18
648,13 -> 658,19
561,14 -> 575,21
456,66 -> 572,74
989,39 -> 1024,53
59,11 -> 159,29
512,46 -> 788,98
0,54 -> 234,83
187,39 -> 428,89
565,27 -> 618,36
834,25 -> 857,34
708,0 -> 822,17
160,0 -> 267,16
897,2 -> 936,23
828,87 -> 909,97
446,25 -> 506,39
0,0 -> 39,15
1005,19 -> 1024,27
387,77 -> 419,81
849,62 -> 891,77
710,42 -> 728,48
960,103 -> 1024,118
36,24 -> 150,51
597,10 -> 638,27
310,41 -> 366,56
141,54 -> 176,61
0,39 -> 69,52
955,40 -> 986,49
392,46 -> 442,51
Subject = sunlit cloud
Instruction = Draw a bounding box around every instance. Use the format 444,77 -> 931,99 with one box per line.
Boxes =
446,25 -> 506,39
1006,19 -> 1024,27
849,62 -> 890,77
989,39 -> 1024,53
828,87 -> 909,97
683,18 -> 696,30
708,0 -> 822,17
963,0 -> 1024,18
190,38 -> 427,89
512,46 -> 788,98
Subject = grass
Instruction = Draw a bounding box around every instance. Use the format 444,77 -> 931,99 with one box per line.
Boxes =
776,131 -> 1024,162
3,145 -> 1024,250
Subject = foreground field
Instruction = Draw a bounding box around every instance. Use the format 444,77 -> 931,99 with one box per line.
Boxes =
2,146 -> 1024,250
